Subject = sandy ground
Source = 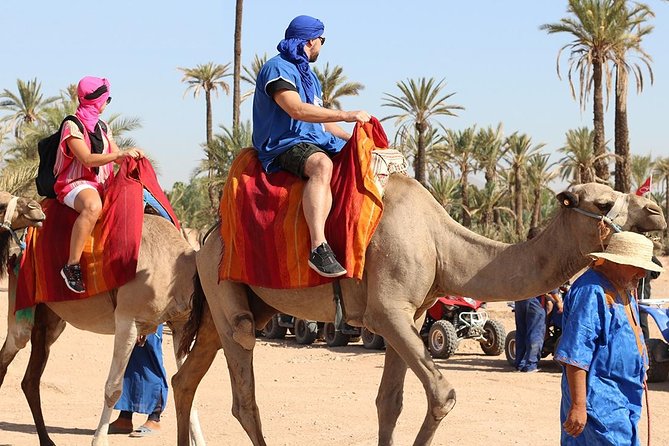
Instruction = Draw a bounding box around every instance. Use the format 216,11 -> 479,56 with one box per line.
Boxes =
2,261 -> 669,446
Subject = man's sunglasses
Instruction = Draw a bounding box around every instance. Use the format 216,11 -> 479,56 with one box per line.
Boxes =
318,36 -> 325,45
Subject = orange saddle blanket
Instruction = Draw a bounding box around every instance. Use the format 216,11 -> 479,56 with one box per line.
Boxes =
15,158 -> 179,311
219,118 -> 390,289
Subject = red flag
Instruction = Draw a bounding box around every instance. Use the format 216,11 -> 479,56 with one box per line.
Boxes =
636,175 -> 652,196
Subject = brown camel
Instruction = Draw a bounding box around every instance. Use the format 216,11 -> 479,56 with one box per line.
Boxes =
0,191 -> 205,446
171,177 -> 666,446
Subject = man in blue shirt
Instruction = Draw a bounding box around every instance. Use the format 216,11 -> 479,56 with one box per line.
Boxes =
555,231 -> 663,445
252,15 -> 370,278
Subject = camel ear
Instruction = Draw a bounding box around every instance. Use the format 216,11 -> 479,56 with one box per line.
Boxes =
557,191 -> 579,208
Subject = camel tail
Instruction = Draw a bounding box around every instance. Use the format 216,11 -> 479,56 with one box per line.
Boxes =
177,271 -> 206,358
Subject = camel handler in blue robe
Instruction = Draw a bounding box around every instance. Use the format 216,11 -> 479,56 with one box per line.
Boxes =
555,231 -> 663,445
252,14 -> 370,278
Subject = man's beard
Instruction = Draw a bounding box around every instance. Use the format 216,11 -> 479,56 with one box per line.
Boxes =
309,52 -> 319,62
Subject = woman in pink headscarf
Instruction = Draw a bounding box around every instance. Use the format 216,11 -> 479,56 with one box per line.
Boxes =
56,76 -> 144,293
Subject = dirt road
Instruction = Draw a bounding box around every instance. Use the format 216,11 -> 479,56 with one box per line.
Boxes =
2,268 -> 669,445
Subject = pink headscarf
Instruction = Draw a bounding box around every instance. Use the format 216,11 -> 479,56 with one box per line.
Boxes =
75,76 -> 111,133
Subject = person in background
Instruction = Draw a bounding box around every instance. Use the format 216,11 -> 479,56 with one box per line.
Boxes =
555,231 -> 662,445
108,325 -> 168,437
636,255 -> 663,340
514,227 -> 560,373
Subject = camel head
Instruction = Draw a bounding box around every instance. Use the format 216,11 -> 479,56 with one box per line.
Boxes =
0,191 -> 46,231
557,183 -> 665,243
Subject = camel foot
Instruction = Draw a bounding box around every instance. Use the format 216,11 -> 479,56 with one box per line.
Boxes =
433,388 -> 456,420
231,313 -> 256,351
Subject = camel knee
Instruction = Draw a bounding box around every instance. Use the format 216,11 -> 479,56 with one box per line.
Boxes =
231,312 -> 256,351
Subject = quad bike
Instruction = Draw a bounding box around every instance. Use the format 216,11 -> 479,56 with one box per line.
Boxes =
262,314 -> 319,345
262,314 -> 385,349
421,295 -> 506,359
639,298 -> 669,383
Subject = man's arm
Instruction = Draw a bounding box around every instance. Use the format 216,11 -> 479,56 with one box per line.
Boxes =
563,364 -> 587,437
273,89 -> 369,124
324,122 -> 351,140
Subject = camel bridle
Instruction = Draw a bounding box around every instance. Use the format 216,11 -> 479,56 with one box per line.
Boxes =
0,195 -> 27,250
571,193 -> 627,235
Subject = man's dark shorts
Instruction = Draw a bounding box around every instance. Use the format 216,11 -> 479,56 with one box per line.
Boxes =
276,142 -> 331,179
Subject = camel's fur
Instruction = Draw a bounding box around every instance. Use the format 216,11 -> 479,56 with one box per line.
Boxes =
172,177 -> 666,446
0,191 -> 205,446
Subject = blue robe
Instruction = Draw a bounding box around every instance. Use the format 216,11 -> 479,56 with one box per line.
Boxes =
554,269 -> 646,446
114,324 -> 168,414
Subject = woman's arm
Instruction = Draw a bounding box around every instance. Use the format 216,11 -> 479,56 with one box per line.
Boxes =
108,139 -> 144,164
67,137 -> 143,168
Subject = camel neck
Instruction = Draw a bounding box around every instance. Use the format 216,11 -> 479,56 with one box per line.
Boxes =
435,209 -> 594,302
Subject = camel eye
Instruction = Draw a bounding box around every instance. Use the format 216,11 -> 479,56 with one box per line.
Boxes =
595,201 -> 613,213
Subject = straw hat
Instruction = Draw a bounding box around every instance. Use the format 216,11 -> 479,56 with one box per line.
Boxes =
589,231 -> 664,273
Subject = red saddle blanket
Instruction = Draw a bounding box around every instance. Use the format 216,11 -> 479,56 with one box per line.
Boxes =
15,158 -> 179,311
219,118 -> 388,289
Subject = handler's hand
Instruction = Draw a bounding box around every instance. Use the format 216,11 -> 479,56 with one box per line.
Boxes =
344,110 -> 371,123
563,403 -> 587,437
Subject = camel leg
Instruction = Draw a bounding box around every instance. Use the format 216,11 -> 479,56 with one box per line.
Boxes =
172,307 -> 221,446
376,345 -> 409,446
91,317 -> 138,446
367,306 -> 456,446
0,307 -> 33,387
21,305 -> 66,446
204,280 -> 266,446
172,317 -> 210,446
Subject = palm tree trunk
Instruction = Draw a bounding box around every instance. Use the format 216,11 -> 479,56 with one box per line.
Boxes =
592,58 -> 609,182
514,169 -> 524,237
232,0 -> 243,133
665,177 -> 669,238
530,187 -> 541,228
205,90 -> 213,179
415,122 -> 427,186
614,65 -> 631,193
461,168 -> 470,227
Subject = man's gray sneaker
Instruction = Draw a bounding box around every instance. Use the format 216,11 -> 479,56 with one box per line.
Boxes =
308,242 -> 347,278
61,263 -> 85,293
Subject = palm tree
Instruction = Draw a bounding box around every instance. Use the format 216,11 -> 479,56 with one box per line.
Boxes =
382,77 -> 463,186
541,0 -> 628,182
313,63 -> 364,109
503,133 -> 545,236
558,127 -> 614,185
653,157 -> 669,235
427,175 -> 460,214
469,181 -> 508,236
241,53 -> 268,101
0,78 -> 58,138
442,127 -> 477,227
232,0 -> 244,132
527,153 -> 558,228
473,123 -> 505,188
612,2 -> 654,192
630,154 -> 653,191
178,62 -> 231,149
196,121 -> 253,209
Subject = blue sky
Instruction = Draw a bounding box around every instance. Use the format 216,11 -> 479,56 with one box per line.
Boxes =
1,0 -> 667,189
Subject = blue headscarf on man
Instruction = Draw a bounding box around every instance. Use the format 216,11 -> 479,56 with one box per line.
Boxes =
276,15 -> 324,105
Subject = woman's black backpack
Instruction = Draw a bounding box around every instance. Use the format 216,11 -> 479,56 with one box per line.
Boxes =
35,116 -> 107,198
